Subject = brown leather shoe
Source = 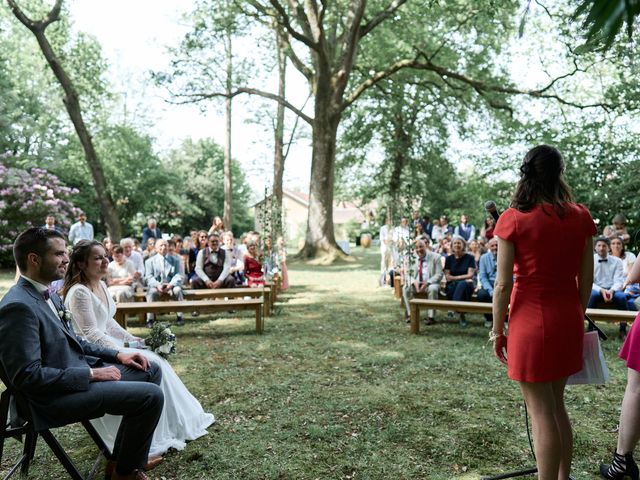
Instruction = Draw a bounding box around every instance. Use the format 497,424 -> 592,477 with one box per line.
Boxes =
111,470 -> 149,480
106,456 -> 163,479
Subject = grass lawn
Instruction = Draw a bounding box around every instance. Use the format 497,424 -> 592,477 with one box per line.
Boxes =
0,248 -> 631,479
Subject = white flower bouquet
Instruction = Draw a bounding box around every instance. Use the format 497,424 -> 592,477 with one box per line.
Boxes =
145,323 -> 176,359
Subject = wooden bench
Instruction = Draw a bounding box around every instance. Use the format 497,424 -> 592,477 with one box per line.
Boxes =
408,299 -> 638,334
114,298 -> 264,333
184,287 -> 272,316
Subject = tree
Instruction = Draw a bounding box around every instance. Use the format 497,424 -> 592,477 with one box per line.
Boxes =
6,0 -> 122,240
154,0 -> 254,231
166,138 -> 254,236
0,159 -> 80,266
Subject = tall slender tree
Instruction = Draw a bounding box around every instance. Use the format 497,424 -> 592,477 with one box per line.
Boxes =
6,0 -> 122,240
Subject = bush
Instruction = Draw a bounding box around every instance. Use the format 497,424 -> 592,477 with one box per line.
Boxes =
0,159 -> 80,267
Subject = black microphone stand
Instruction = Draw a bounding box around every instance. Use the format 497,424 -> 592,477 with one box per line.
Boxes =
482,314 -> 604,480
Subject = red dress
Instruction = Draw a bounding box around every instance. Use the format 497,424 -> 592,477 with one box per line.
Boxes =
494,203 -> 597,382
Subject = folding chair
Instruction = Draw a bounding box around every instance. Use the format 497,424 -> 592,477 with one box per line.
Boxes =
0,373 -> 111,480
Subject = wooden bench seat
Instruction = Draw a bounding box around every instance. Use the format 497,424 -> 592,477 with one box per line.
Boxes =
115,298 -> 264,333
184,287 -> 272,315
408,299 -> 638,334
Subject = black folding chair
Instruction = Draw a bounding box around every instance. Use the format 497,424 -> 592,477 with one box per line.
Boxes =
0,374 -> 111,480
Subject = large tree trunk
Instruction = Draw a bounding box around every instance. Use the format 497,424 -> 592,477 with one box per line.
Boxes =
7,0 -> 123,241
223,26 -> 233,230
299,86 -> 345,260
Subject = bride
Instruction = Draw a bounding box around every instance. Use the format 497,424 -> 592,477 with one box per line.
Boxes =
62,240 -> 214,457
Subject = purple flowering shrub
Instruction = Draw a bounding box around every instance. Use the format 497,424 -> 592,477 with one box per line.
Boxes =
0,160 -> 81,267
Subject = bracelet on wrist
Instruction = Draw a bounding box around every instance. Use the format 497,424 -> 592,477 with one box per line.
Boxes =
488,330 -> 505,343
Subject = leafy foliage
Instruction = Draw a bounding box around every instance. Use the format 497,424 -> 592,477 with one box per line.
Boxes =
0,158 -> 80,266
574,0 -> 640,49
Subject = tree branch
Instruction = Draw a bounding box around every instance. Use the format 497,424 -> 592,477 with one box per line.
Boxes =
166,87 -> 314,125
360,0 -> 408,37
344,52 -> 619,113
259,0 -> 318,51
6,0 -> 62,32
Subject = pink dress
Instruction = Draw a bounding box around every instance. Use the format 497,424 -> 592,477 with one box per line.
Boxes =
620,312 -> 640,371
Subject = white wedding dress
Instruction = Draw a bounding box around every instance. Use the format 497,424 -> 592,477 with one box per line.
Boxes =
65,282 -> 215,456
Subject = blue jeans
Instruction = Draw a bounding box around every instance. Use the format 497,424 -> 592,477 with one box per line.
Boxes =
477,288 -> 493,322
587,289 -> 628,310
446,280 -> 474,301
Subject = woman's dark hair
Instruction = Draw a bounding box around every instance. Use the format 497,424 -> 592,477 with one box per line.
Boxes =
511,145 -> 574,217
61,239 -> 103,298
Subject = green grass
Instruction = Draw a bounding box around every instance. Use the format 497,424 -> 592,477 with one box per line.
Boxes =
0,250 -> 631,479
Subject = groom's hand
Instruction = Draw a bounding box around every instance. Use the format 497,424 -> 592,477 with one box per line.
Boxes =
117,352 -> 150,371
90,366 -> 121,382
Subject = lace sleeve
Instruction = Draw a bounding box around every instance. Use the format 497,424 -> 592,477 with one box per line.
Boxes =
67,286 -> 119,349
103,282 -> 137,343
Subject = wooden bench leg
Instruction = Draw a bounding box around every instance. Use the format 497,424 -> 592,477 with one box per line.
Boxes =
115,312 -> 128,329
410,302 -> 420,334
264,291 -> 272,316
256,306 -> 263,334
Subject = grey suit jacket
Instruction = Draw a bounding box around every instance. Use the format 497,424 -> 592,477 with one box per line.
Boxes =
0,277 -> 119,430
144,254 -> 182,288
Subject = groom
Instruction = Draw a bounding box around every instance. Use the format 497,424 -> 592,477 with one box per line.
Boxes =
0,228 -> 163,480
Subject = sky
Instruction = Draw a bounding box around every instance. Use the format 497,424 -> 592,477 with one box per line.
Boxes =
69,0 -> 314,198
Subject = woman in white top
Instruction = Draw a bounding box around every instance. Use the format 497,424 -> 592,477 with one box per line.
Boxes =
106,245 -> 136,302
611,236 -> 637,277
62,240 -> 214,457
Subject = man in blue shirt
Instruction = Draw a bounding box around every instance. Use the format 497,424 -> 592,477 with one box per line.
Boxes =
477,238 -> 497,328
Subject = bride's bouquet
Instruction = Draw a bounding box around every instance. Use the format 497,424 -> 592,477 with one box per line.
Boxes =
145,323 -> 176,359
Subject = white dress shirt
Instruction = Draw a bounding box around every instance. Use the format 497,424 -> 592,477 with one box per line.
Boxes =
125,250 -> 145,276
68,221 -> 94,245
592,254 -> 625,291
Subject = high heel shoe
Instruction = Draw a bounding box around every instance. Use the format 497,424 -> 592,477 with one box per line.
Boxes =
600,452 -> 639,480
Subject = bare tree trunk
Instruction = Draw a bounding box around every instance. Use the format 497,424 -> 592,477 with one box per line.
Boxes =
273,30 -> 286,211
223,26 -> 233,230
7,0 -> 122,240
299,82 -> 344,260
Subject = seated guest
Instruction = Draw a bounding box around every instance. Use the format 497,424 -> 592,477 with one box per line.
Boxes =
144,239 -> 186,327
41,213 -> 62,232
611,236 -> 637,277
393,217 -> 411,246
103,236 -> 114,262
624,281 -> 640,311
421,214 -> 433,240
603,213 -> 631,244
402,238 -> 443,324
188,231 -> 209,284
444,235 -> 477,327
208,216 -> 225,236
589,236 -> 628,338
120,237 -> 145,288
244,240 -> 265,286
107,246 -> 136,302
414,222 -> 425,239
454,214 -> 476,242
468,238 -> 483,264
440,215 -> 454,236
63,240 -> 214,459
142,237 -> 157,261
192,233 -> 235,289
480,217 -> 495,240
263,235 -> 279,280
1,228 -> 163,480
477,238 -> 498,328
277,236 -> 289,290
431,218 -> 445,243
141,217 -> 162,250
167,239 -> 185,279
222,231 -> 245,285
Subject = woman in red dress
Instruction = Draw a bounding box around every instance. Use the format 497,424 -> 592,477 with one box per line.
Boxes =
491,145 -> 596,480
244,241 -> 265,287
600,258 -> 640,479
